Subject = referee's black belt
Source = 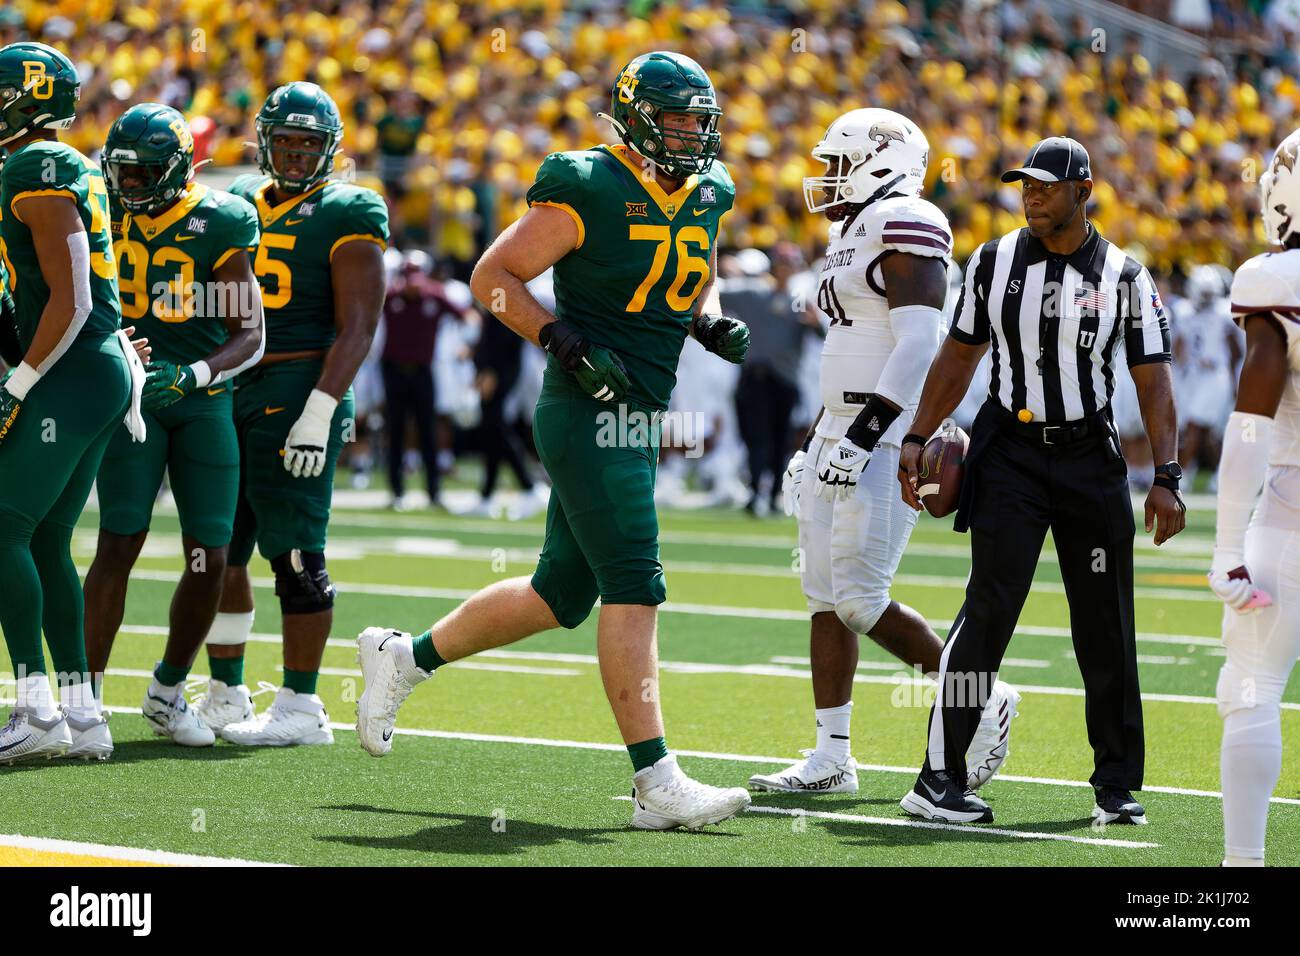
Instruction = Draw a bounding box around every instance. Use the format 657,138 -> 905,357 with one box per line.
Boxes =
993,406 -> 1110,446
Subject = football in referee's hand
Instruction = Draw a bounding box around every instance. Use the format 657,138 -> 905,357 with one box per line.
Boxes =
917,426 -> 969,518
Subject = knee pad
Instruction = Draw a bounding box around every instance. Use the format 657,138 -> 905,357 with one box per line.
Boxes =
271,550 -> 336,615
1217,662 -> 1285,719
835,592 -> 891,635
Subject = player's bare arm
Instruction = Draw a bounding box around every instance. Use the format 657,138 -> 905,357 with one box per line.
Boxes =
471,202 -> 631,402
688,242 -> 749,363
1131,359 -> 1185,545
204,250 -> 265,377
12,194 -> 87,369
1233,314 -> 1288,417
468,203 -> 576,345
318,239 -> 385,399
0,194 -> 91,439
899,336 -> 989,511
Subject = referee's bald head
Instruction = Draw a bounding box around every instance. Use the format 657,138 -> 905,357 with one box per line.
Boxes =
1003,137 -> 1093,239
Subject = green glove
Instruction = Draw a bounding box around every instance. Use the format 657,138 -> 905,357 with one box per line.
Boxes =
142,360 -> 197,411
693,313 -> 750,364
539,321 -> 631,403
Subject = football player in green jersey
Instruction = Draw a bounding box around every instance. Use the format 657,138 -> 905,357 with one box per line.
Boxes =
0,42 -> 141,762
209,82 -> 388,745
79,103 -> 265,754
355,52 -> 753,829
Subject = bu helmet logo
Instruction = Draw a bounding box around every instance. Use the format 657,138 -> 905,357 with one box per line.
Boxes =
616,63 -> 642,104
22,60 -> 52,100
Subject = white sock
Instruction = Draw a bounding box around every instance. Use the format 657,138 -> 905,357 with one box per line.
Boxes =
815,702 -> 853,762
62,679 -> 100,720
1221,707 -> 1282,865
148,677 -> 180,703
392,637 -> 429,684
16,674 -> 57,719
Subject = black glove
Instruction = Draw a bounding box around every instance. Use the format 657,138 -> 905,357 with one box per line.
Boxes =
540,320 -> 631,402
0,294 -> 20,368
692,313 -> 750,363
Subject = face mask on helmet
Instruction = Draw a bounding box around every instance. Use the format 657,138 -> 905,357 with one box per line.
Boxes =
258,123 -> 336,192
104,156 -> 183,214
637,105 -> 720,177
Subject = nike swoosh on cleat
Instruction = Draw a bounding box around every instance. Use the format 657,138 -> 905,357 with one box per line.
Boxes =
0,735 -> 33,752
378,634 -> 394,652
382,729 -> 393,741
921,780 -> 947,802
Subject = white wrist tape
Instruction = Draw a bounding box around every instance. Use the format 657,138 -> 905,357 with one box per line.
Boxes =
875,305 -> 943,409
3,361 -> 41,401
1212,411 -> 1272,571
189,360 -> 212,389
302,388 -> 339,425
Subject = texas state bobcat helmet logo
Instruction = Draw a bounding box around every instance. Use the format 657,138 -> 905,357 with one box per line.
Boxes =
868,123 -> 904,149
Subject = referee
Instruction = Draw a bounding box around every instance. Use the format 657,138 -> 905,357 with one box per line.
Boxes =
896,137 -> 1186,825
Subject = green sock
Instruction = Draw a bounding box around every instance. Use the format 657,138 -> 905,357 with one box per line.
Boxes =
154,659 -> 190,688
628,737 -> 668,773
412,629 -> 447,672
283,667 -> 318,696
208,655 -> 244,686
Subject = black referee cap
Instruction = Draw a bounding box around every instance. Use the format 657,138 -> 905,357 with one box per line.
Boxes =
1000,136 -> 1091,184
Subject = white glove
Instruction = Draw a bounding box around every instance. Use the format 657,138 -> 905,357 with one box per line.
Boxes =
283,388 -> 338,478
1208,549 -> 1272,613
816,437 -> 871,502
782,449 -> 806,518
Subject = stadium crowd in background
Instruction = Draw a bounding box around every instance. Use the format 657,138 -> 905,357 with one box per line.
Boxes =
0,0 -> 1271,507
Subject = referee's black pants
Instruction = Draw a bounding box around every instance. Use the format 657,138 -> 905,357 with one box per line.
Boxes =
924,403 -> 1145,790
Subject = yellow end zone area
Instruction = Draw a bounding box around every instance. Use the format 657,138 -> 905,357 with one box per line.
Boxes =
0,834 -> 285,867
0,846 -> 159,867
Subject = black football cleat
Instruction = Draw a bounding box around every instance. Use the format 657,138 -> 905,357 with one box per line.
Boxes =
900,767 -> 994,823
1093,786 -> 1147,825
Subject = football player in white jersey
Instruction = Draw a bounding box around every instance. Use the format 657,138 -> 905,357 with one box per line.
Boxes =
1209,129 -> 1300,867
1176,265 -> 1240,486
748,109 -> 1018,795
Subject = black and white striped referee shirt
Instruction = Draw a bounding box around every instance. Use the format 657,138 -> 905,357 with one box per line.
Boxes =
948,223 -> 1171,423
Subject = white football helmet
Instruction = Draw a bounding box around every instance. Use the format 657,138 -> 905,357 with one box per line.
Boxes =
1261,127 -> 1300,246
803,108 -> 929,216
1185,264 -> 1224,305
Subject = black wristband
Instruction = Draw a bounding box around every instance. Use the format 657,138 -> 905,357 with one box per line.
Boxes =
844,394 -> 903,451
1152,474 -> 1180,492
538,320 -> 587,372
901,433 -> 927,449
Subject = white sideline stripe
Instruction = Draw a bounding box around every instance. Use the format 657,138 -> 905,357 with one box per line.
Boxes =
770,655 -> 1053,670
608,796 -> 1160,848
111,631 -> 1299,713
95,562 -> 1223,612
0,832 -> 288,867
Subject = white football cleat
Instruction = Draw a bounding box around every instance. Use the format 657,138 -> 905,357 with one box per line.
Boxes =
142,686 -> 215,747
967,680 -> 1021,789
64,711 -> 113,761
631,755 -> 752,830
191,679 -> 256,732
748,749 -> 859,793
356,626 -> 428,756
0,708 -> 71,764
219,687 -> 334,746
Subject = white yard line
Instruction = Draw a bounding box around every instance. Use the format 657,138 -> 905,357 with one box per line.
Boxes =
0,832 -> 288,867
12,701 -> 1294,808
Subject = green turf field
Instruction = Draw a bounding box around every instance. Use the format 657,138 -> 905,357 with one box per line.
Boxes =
1,489 -> 1296,866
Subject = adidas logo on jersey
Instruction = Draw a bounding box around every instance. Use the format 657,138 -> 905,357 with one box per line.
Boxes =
854,223 -> 868,237
186,216 -> 207,234
868,416 -> 880,430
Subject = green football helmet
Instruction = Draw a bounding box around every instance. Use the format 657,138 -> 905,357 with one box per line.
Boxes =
604,51 -> 721,178
0,41 -> 80,148
102,103 -> 195,214
255,81 -> 343,192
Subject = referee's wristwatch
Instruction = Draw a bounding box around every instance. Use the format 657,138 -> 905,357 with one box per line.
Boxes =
1153,461 -> 1187,509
